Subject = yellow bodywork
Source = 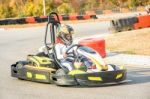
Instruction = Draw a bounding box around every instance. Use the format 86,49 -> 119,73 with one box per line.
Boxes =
69,70 -> 85,75
26,72 -> 32,78
35,74 -> 46,80
27,55 -> 53,67
119,66 -> 125,70
25,55 -> 56,80
88,77 -> 103,81
116,73 -> 123,79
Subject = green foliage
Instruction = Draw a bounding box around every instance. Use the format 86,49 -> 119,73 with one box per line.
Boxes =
0,5 -> 5,19
109,0 -> 119,7
62,0 -> 69,3
127,0 -> 136,8
57,3 -> 72,14
0,0 -> 150,19
0,2 -> 18,19
33,1 -> 43,16
24,2 -> 35,16
46,0 -> 57,15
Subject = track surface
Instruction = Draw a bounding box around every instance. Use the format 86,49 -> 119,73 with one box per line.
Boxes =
0,21 -> 150,99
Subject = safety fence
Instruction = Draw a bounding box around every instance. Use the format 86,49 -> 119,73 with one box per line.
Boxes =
94,7 -> 145,14
0,14 -> 97,25
109,14 -> 150,33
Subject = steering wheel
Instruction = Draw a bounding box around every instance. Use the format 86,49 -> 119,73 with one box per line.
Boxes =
45,43 -> 53,51
65,44 -> 82,62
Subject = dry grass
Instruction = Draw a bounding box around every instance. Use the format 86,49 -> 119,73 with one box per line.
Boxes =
105,28 -> 150,56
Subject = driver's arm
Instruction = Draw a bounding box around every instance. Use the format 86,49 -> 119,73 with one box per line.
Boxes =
55,44 -> 67,60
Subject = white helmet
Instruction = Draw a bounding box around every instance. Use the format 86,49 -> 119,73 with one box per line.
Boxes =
57,24 -> 74,45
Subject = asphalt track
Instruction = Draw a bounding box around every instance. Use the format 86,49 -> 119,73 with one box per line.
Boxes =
0,21 -> 150,99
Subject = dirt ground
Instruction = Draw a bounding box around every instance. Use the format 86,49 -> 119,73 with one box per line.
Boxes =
105,28 -> 150,56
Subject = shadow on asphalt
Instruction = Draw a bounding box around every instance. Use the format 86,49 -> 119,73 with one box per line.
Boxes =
124,67 -> 150,85
106,51 -> 136,58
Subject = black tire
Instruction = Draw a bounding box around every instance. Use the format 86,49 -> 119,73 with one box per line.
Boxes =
132,17 -> 138,23
108,64 -> 120,71
54,68 -> 77,86
55,69 -> 68,76
53,69 -> 67,86
16,61 -> 28,80
16,61 -> 28,69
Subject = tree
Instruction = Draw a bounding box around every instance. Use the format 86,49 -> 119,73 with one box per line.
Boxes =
57,3 -> 72,14
0,5 -> 5,19
1,0 -> 150,19
70,0 -> 80,13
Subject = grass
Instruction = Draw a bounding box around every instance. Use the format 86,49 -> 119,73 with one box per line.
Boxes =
105,28 -> 150,56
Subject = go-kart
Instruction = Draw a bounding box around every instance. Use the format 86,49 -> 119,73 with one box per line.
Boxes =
11,12 -> 126,86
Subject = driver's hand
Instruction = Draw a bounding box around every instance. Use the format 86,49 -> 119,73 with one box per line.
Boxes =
74,62 -> 83,67
63,53 -> 67,58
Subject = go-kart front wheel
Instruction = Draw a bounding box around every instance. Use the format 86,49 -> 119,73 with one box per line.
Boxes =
52,69 -> 78,86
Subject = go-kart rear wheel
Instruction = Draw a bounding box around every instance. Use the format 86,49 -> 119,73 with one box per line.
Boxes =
53,69 -> 67,86
53,69 -> 77,86
16,61 -> 28,68
16,61 -> 28,80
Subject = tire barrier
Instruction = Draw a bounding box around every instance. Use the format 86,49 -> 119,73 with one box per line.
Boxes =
0,18 -> 27,25
0,14 -> 97,25
25,17 -> 36,23
79,38 -> 106,58
109,14 -> 150,33
109,16 -> 138,33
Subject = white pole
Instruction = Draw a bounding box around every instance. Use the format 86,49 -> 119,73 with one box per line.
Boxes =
43,0 -> 46,16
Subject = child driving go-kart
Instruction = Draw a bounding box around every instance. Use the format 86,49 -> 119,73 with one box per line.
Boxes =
55,24 -> 75,71
39,24 -> 92,72
11,12 -> 126,86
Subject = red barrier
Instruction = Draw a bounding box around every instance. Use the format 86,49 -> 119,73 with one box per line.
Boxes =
79,38 -> 106,58
40,16 -> 47,18
25,17 -> 36,23
134,15 -> 150,29
134,23 -> 139,29
1,14 -> 97,25
83,15 -> 90,20
69,15 -> 77,20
